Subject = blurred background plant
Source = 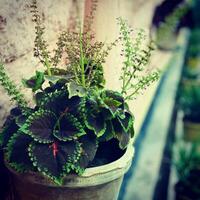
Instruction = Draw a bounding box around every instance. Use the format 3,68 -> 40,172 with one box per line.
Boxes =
173,142 -> 200,200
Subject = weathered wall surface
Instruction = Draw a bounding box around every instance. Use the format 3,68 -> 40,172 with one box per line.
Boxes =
0,0 -> 84,125
0,0 -> 161,126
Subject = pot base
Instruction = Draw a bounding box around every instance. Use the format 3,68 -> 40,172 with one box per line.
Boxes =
7,144 -> 134,200
11,174 -> 123,200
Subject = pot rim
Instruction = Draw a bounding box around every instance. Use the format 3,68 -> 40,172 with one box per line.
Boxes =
8,144 -> 134,187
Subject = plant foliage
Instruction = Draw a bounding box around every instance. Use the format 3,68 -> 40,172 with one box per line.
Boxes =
156,0 -> 191,44
0,0 -> 160,185
118,18 -> 160,100
0,63 -> 28,109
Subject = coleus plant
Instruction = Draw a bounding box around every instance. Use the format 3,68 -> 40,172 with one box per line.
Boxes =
0,0 -> 159,185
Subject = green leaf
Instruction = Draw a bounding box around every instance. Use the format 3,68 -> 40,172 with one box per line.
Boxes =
22,71 -> 45,92
103,97 -> 122,117
129,123 -> 135,138
112,117 -> 132,150
45,75 -> 74,84
117,111 -> 134,133
99,120 -> 115,142
53,113 -> 86,141
85,113 -> 106,137
39,90 -> 68,115
15,114 -> 28,127
67,82 -> 86,99
28,140 -> 81,185
115,129 -> 130,150
20,110 -> 57,143
102,90 -> 124,107
6,131 -> 34,172
0,120 -> 19,147
99,90 -> 125,119
73,135 -> 98,174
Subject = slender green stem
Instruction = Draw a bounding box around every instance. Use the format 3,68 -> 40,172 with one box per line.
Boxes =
73,64 -> 79,84
123,57 -> 143,92
125,85 -> 141,101
79,29 -> 85,87
45,56 -> 52,76
121,57 -> 129,94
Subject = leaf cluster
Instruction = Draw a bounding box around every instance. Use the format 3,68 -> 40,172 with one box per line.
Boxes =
174,142 -> 200,198
179,79 -> 200,117
30,0 -> 117,89
173,142 -> 200,182
0,82 -> 134,184
0,0 -> 161,185
118,18 -> 160,100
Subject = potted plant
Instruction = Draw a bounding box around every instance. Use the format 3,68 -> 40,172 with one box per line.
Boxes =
0,1 -> 160,199
179,77 -> 200,142
184,28 -> 200,78
151,0 -> 191,51
178,26 -> 200,143
174,142 -> 200,200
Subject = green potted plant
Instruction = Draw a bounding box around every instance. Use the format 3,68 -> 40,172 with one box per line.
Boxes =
0,1 -> 160,199
184,28 -> 200,78
179,77 -> 200,142
152,0 -> 191,51
174,142 -> 200,200
179,26 -> 200,143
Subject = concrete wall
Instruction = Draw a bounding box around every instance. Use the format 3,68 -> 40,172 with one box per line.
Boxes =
0,0 -> 161,126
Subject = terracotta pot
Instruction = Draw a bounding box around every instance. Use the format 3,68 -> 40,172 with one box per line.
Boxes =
183,121 -> 200,142
8,145 -> 134,200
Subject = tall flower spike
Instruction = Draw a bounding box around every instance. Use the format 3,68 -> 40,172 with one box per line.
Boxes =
0,63 -> 28,109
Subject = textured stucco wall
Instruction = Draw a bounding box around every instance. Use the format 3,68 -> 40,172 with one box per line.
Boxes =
0,0 -> 85,125
0,0 -> 76,63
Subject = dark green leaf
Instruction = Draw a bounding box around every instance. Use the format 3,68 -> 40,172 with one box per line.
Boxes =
22,71 -> 44,92
53,113 -> 86,141
102,90 -> 124,108
85,113 -> 106,137
102,97 -> 122,117
6,132 -> 34,172
74,135 -> 98,174
0,120 -> 19,147
65,96 -> 83,118
99,120 -> 115,142
45,74 -> 74,84
15,114 -> 28,127
29,140 -> 81,184
21,110 -> 57,143
118,111 -> 134,133
112,117 -> 131,149
115,129 -> 130,150
67,82 -> 86,99
39,90 -> 68,116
